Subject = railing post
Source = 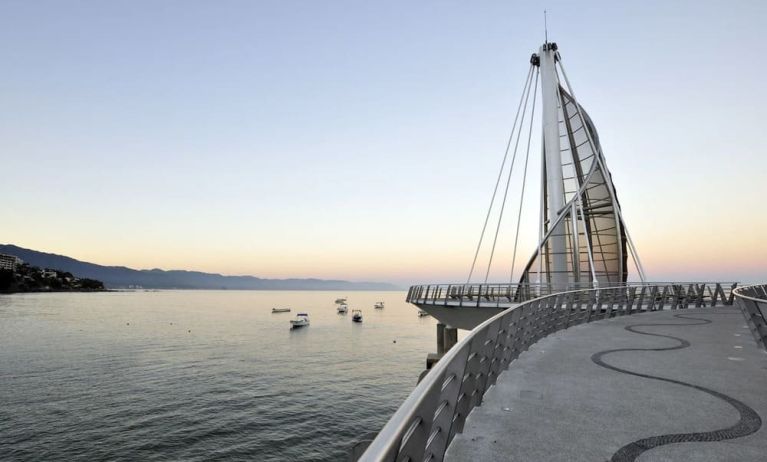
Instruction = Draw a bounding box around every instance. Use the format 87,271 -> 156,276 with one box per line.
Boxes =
616,287 -> 628,316
649,285 -> 659,311
564,291 -> 574,327
599,289 -> 613,319
636,285 -> 647,311
712,283 -> 724,307
728,283 -> 738,305
671,284 -> 683,310
658,285 -> 670,310
694,283 -> 704,308
627,286 -> 637,314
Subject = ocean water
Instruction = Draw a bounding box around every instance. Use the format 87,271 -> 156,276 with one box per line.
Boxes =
0,290 -> 438,461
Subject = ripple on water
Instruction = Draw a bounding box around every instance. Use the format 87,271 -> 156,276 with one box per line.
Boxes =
0,291 -> 434,461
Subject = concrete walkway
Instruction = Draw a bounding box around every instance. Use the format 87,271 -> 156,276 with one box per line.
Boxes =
445,308 -> 767,462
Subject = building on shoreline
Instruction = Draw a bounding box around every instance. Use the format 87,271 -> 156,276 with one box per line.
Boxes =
0,254 -> 23,271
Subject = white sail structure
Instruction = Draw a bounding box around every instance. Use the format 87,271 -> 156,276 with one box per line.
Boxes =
518,42 -> 645,289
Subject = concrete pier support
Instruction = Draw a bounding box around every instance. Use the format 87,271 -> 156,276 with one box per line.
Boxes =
443,326 -> 458,352
436,323 -> 446,355
423,324 -> 460,381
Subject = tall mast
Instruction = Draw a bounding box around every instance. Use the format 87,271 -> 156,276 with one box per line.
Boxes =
539,42 -> 568,289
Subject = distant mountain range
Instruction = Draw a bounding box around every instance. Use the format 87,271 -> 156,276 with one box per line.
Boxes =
0,244 -> 399,291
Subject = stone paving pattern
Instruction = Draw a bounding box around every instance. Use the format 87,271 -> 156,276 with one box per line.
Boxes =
445,308 -> 767,461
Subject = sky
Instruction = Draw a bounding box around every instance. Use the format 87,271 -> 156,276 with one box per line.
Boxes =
1,0 -> 766,285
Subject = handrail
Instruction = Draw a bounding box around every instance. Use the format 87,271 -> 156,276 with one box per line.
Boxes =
733,284 -> 767,350
359,283 -> 738,462
406,282 -> 739,309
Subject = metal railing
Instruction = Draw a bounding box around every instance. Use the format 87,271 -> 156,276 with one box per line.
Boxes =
361,283 -> 737,462
406,282 -> 738,309
733,284 -> 767,350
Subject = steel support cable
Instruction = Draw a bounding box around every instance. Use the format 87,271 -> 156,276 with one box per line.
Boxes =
509,69 -> 539,284
483,66 -> 537,283
465,65 -> 534,285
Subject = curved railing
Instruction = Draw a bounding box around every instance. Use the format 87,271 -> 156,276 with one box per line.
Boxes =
406,282 -> 738,309
733,284 -> 767,349
360,283 -> 737,462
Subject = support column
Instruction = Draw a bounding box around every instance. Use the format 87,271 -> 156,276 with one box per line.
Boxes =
423,323 -> 459,380
540,42 -> 568,290
436,323 -> 446,355
443,326 -> 458,352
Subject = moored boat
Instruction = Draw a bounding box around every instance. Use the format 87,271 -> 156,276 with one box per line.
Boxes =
335,297 -> 347,304
272,307 -> 291,313
374,301 -> 384,309
352,309 -> 363,323
337,304 -> 348,314
290,313 -> 310,328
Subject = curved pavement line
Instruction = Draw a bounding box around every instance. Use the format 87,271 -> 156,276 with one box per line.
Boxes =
590,313 -> 762,462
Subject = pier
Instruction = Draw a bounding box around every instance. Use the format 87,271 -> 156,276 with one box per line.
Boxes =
446,306 -> 766,461
356,284 -> 767,461
355,38 -> 767,462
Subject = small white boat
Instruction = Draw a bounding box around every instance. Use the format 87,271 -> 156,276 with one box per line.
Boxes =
374,301 -> 384,309
272,307 -> 291,313
352,309 -> 363,323
335,297 -> 347,304
418,310 -> 430,318
290,313 -> 310,328
337,304 -> 348,314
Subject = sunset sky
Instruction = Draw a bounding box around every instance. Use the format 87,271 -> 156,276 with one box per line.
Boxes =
2,0 -> 765,285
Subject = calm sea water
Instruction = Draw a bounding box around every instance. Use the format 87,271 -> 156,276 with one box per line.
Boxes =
0,290 -> 439,461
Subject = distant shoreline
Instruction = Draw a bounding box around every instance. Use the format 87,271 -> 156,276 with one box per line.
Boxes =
1,288 -> 405,294
1,244 -> 401,292
0,288 -> 110,295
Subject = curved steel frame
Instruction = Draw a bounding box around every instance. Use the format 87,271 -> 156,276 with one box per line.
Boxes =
360,283 -> 739,462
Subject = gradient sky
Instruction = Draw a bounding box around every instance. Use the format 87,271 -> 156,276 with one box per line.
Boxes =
2,0 -> 766,285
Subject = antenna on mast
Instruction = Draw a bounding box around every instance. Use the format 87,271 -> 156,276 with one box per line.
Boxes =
544,10 -> 548,43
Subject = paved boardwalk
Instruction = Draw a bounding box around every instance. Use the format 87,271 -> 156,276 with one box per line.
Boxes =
445,307 -> 767,462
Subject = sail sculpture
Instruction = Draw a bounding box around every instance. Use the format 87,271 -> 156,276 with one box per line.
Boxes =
519,42 -> 644,289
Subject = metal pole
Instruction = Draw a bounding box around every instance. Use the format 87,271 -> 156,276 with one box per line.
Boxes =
576,197 -> 599,287
539,43 -> 568,290
537,131 -> 545,293
571,200 -> 580,283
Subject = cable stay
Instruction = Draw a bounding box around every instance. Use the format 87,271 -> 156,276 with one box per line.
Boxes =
509,69 -> 539,284
465,64 -> 535,285
482,66 -> 537,283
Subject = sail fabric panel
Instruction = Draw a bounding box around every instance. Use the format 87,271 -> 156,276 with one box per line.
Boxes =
517,204 -> 595,287
519,85 -> 627,287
